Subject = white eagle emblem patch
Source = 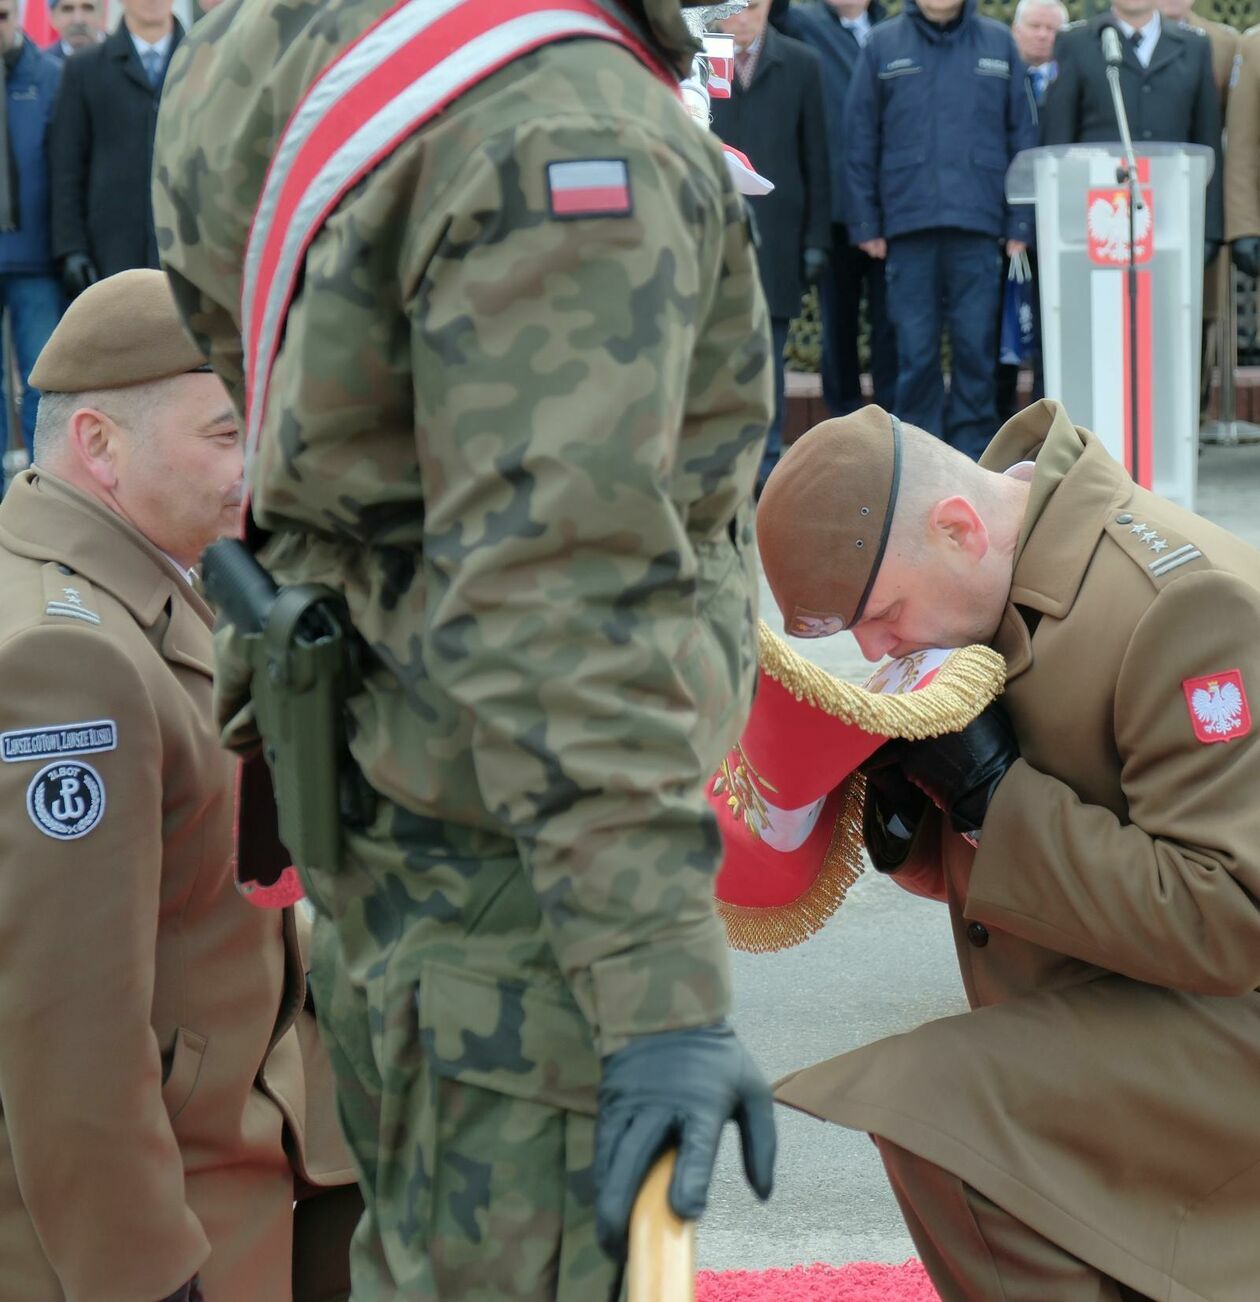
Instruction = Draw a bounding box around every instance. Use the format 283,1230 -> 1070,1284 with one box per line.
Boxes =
1183,670 -> 1251,744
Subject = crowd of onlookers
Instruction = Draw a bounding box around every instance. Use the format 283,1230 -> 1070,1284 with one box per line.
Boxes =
0,0 -> 1254,496
711,0 -> 1244,490
0,0 -> 221,492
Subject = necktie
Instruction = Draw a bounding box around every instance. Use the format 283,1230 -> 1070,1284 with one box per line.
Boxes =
1031,65 -> 1047,102
735,48 -> 754,89
142,47 -> 163,88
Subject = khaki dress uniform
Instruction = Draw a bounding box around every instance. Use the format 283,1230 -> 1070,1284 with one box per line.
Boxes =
1189,14 -> 1237,334
776,400 -> 1260,1301
1225,28 -> 1260,245
0,467 -> 357,1302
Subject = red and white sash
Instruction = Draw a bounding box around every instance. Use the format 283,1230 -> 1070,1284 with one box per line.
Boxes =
241,0 -> 674,465
233,0 -> 674,907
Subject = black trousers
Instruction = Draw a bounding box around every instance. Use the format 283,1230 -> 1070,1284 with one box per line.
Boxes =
818,221 -> 898,416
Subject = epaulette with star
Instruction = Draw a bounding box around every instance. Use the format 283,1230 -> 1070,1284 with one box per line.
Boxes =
1104,510 -> 1209,588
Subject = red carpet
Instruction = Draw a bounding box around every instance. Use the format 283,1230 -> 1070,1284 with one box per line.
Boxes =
698,1260 -> 939,1300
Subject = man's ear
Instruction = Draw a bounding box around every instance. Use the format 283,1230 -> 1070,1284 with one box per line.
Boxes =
65,406 -> 119,492
928,495 -> 990,562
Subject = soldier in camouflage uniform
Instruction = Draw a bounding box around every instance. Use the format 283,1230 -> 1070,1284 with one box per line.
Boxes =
153,1 -> 777,1297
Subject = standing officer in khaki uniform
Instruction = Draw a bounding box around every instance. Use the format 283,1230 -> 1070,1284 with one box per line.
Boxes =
1225,26 -> 1260,282
0,271 -> 360,1302
758,399 -> 1260,1301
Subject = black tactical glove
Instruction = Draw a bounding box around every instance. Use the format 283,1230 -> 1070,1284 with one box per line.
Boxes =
157,1277 -> 203,1302
1232,236 -> 1260,280
60,251 -> 98,299
802,246 -> 829,287
594,1021 -> 776,1261
861,742 -> 928,873
897,700 -> 1019,843
1204,239 -> 1221,267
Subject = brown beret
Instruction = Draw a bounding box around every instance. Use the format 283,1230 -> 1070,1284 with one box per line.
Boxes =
756,404 -> 902,638
30,269 -> 211,393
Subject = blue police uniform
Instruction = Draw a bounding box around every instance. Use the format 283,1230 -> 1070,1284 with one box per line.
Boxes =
846,0 -> 1038,458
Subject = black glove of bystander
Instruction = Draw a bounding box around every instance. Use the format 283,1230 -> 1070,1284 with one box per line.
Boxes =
897,700 -> 1019,843
1232,236 -> 1260,280
1204,239 -> 1221,267
60,251 -> 99,299
594,1021 -> 776,1261
861,741 -> 928,872
157,1276 -> 203,1302
802,246 -> 829,287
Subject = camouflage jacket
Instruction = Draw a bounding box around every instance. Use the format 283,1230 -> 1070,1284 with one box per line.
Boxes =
153,0 -> 772,1053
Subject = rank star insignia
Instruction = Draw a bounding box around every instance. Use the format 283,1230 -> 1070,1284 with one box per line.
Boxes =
1139,528 -> 1159,543
62,588 -> 83,606
1149,537 -> 1169,553
1130,521 -> 1148,534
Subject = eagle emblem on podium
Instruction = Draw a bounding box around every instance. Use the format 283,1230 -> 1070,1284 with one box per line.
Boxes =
1086,188 -> 1154,266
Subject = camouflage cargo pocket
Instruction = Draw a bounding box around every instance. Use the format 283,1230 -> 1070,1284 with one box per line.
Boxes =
414,960 -> 607,1296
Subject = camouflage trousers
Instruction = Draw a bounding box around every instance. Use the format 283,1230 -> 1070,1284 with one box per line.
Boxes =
300,793 -> 619,1301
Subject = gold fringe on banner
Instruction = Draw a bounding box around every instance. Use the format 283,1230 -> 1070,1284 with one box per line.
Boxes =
756,621 -> 1007,741
713,627 -> 1006,952
717,773 -> 868,954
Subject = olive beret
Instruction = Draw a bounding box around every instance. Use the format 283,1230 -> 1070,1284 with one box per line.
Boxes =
30,269 -> 211,393
756,405 -> 903,638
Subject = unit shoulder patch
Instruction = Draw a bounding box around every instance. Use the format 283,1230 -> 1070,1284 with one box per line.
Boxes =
2,719 -> 117,763
26,759 -> 106,840
1105,511 -> 1207,587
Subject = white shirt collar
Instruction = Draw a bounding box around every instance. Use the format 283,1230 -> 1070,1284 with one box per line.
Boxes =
129,28 -> 173,59
160,550 -> 196,585
1004,460 -> 1037,482
1114,11 -> 1161,61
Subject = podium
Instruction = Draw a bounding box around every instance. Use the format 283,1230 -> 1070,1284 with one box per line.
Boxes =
1007,143 -> 1214,509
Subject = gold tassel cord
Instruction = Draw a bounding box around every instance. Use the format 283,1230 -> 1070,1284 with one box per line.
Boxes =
717,774 -> 867,953
755,621 -> 1007,742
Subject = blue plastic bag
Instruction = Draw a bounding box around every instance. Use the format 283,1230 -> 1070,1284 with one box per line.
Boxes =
999,252 -> 1036,367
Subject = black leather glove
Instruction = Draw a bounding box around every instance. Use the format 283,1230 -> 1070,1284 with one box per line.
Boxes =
60,251 -> 98,299
861,742 -> 928,872
802,246 -> 829,286
1204,239 -> 1221,267
157,1277 -> 203,1302
1232,236 -> 1260,280
896,700 -> 1019,843
594,1022 -> 775,1261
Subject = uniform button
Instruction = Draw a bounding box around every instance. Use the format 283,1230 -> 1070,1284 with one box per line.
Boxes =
1142,129 -> 1153,138
1115,513 -> 1133,525
56,563 -> 75,575
1143,85 -> 1152,93
966,921 -> 990,947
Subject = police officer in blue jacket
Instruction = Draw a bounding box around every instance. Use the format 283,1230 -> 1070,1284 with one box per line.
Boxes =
845,0 -> 1038,459
769,0 -> 898,420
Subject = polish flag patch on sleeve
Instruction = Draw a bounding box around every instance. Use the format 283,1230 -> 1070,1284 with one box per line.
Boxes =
546,159 -> 633,219
1183,669 -> 1252,743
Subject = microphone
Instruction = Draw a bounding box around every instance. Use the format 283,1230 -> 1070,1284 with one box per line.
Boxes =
1100,24 -> 1123,65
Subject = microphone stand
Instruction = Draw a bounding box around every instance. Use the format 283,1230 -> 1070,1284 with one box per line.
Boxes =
1105,55 -> 1144,483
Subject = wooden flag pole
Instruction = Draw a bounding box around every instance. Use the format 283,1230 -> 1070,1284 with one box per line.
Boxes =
627,1151 -> 696,1302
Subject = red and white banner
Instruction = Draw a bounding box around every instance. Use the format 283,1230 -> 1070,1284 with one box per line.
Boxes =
1086,157 -> 1154,488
